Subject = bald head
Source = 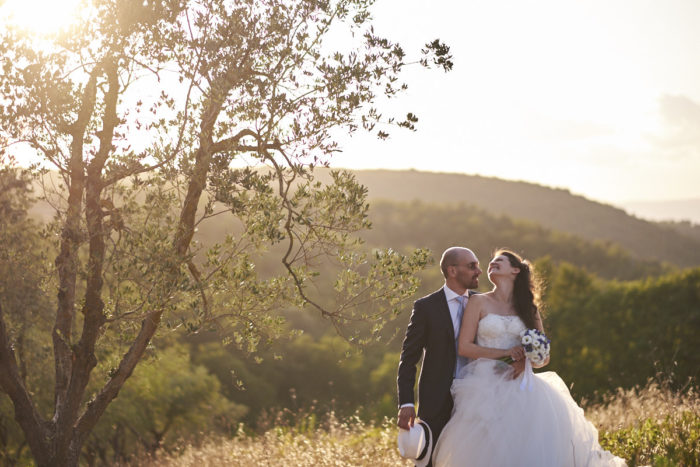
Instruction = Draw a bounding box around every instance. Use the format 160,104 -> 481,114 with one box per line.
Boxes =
440,247 -> 481,292
440,247 -> 476,278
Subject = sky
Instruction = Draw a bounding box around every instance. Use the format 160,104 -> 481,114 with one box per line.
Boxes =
331,0 -> 700,205
3,0 -> 700,207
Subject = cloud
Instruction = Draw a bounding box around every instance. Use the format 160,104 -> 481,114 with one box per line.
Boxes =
659,94 -> 700,127
535,119 -> 616,141
652,94 -> 700,157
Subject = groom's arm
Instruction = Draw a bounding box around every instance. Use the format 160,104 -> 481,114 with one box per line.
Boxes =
397,300 -> 426,409
510,358 -> 526,379
397,300 -> 426,429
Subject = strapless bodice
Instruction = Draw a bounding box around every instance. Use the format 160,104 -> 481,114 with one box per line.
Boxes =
476,314 -> 526,349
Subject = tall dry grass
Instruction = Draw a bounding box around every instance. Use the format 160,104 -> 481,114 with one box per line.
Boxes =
137,414 -> 411,467
591,380 -> 700,466
585,380 -> 699,431
138,379 -> 698,467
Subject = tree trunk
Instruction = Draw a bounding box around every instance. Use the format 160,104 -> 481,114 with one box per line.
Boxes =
25,433 -> 87,467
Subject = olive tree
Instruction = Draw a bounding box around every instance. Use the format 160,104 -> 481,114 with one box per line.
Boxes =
0,0 -> 450,464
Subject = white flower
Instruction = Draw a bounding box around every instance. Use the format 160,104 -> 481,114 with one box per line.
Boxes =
527,352 -> 541,365
532,339 -> 541,348
522,335 -> 533,345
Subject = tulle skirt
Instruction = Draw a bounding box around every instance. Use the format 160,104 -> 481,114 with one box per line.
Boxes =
432,359 -> 626,467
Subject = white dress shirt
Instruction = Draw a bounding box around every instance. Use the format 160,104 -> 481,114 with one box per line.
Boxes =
443,284 -> 470,339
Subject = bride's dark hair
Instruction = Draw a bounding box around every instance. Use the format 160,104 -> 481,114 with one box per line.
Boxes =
494,249 -> 540,329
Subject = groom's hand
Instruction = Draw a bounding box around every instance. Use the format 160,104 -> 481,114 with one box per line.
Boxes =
510,358 -> 526,379
397,406 -> 416,430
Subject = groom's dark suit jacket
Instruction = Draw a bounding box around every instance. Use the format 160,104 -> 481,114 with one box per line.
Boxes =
398,288 -> 474,439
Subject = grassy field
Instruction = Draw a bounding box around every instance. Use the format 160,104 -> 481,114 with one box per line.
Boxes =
137,380 -> 699,467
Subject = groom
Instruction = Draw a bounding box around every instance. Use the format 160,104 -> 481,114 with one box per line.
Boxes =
396,247 -> 481,465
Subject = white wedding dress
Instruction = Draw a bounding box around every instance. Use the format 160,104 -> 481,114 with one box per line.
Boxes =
432,314 -> 626,467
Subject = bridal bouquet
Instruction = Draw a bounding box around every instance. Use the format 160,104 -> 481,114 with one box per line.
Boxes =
499,329 -> 550,365
520,328 -> 550,365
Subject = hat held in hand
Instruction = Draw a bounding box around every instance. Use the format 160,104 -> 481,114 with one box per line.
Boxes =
398,419 -> 433,467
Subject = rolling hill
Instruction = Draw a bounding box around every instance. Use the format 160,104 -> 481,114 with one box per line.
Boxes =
621,198 -> 700,224
342,170 -> 700,268
362,201 -> 668,280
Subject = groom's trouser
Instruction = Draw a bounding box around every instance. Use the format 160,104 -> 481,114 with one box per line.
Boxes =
421,395 -> 454,467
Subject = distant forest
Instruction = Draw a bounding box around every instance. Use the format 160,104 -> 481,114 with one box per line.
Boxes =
363,201 -> 669,281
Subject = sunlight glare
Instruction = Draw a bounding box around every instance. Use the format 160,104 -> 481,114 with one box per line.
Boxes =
2,0 -> 83,35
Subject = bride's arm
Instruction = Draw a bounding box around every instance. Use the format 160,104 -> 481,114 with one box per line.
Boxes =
457,296 -> 519,361
531,310 -> 550,368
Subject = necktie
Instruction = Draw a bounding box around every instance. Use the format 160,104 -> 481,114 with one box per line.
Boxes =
454,295 -> 467,377
456,295 -> 466,335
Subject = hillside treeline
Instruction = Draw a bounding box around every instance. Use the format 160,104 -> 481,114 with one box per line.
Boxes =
192,199 -> 672,285
363,201 -> 671,281
348,170 -> 700,268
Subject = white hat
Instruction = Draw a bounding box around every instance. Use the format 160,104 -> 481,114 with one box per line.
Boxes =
398,420 -> 433,467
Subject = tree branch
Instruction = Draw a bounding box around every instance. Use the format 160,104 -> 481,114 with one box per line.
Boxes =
57,58 -> 120,442
264,149 -> 337,327
52,63 -> 101,420
74,309 -> 163,443
209,128 -> 258,154
0,303 -> 49,464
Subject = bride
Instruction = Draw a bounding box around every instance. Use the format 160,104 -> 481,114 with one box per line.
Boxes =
432,249 -> 626,467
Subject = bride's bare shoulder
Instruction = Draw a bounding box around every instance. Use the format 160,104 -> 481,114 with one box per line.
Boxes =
470,291 -> 494,302
469,293 -> 497,319
467,292 -> 493,309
